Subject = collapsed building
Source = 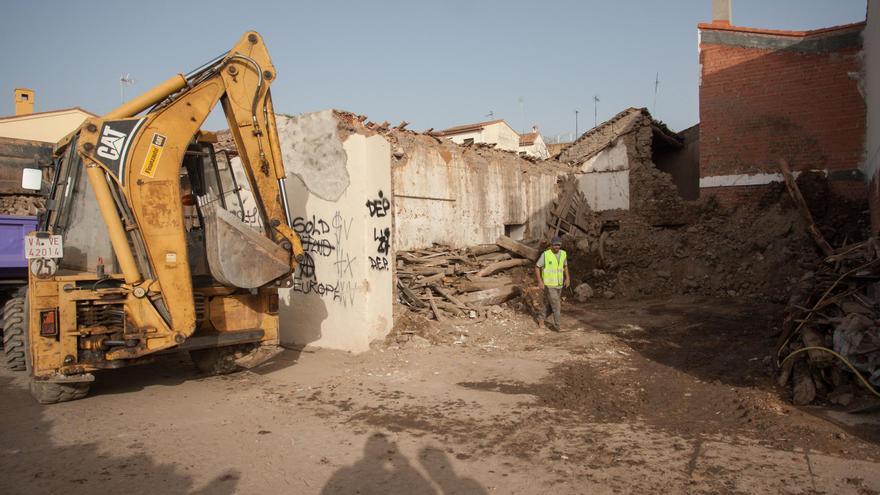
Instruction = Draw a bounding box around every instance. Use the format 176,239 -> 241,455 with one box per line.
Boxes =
556,107 -> 697,225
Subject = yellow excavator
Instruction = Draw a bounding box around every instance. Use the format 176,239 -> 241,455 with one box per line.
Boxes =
2,31 -> 304,403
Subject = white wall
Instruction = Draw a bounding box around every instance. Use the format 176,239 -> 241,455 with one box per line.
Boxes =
520,134 -> 550,159
576,138 -> 630,211
273,111 -> 393,352
393,136 -> 558,250
443,122 -> 521,153
0,110 -> 91,143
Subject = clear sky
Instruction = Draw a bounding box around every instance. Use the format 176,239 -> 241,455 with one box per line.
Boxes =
0,0 -> 867,141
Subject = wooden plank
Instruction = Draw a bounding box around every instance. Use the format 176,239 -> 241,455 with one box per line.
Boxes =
458,285 -> 520,306
412,272 -> 444,287
475,252 -> 511,262
432,284 -> 471,310
778,159 -> 833,257
496,235 -> 540,261
475,258 -> 531,277
398,283 -> 427,308
468,244 -> 501,256
425,289 -> 447,321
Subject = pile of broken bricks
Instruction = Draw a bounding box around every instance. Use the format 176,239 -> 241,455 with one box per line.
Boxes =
395,236 -> 541,321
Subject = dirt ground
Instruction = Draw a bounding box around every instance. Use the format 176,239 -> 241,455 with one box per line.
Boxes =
3,296 -> 880,494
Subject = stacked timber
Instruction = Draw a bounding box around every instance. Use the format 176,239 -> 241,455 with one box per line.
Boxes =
396,236 -> 540,321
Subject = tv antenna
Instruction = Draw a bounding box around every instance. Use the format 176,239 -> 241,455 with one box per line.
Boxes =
653,72 -> 660,114
120,74 -> 136,103
593,95 -> 600,127
485,111 -> 495,119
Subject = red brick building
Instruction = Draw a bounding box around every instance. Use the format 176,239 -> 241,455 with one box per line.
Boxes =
698,8 -> 866,205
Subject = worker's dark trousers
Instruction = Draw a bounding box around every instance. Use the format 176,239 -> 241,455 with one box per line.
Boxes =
543,287 -> 563,329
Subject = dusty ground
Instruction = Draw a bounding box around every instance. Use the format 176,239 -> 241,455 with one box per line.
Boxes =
3,296 -> 880,494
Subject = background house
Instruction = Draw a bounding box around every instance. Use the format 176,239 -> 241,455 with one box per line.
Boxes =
437,119 -> 550,158
0,89 -> 94,143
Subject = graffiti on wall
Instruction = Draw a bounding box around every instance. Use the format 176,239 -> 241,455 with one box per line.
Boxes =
365,190 -> 390,218
368,191 -> 391,271
290,211 -> 358,307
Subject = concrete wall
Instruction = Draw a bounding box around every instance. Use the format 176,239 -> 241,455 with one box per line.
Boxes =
698,22 -> 866,204
273,111 -> 393,352
866,0 -> 880,232
391,132 -> 559,250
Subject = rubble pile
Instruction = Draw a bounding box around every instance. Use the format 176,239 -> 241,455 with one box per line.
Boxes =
0,195 -> 44,216
777,238 -> 880,406
566,172 -> 867,303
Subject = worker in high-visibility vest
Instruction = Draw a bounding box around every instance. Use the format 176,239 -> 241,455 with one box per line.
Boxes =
534,236 -> 570,331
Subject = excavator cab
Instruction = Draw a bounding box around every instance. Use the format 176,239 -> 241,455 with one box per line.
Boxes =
3,31 -> 303,403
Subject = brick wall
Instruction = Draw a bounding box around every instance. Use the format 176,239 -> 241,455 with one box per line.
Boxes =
703,179 -> 866,209
698,23 -> 866,205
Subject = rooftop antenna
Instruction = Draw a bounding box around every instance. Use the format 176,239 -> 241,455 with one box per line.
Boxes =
653,72 -> 660,114
120,74 -> 135,103
575,109 -> 579,138
485,111 -> 495,119
593,95 -> 600,127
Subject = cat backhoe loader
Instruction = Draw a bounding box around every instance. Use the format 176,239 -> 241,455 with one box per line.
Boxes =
3,31 -> 304,403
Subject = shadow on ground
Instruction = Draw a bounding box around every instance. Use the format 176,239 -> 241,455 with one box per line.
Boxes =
88,347 -> 303,398
0,374 -> 239,494
321,433 -> 486,494
566,296 -> 779,389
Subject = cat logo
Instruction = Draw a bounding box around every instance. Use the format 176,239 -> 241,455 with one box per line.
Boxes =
96,126 -> 127,161
92,119 -> 145,183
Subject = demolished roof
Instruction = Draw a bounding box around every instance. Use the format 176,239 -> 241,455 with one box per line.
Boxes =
556,107 -> 682,164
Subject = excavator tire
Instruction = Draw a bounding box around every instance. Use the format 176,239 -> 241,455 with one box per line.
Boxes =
190,344 -> 255,375
30,380 -> 90,404
3,295 -> 27,371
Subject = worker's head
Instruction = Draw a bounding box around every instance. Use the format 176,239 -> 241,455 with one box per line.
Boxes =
550,236 -> 562,253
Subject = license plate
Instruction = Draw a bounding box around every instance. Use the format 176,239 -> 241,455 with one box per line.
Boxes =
25,235 -> 63,259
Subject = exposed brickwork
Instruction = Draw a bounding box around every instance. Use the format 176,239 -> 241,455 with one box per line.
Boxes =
699,25 -> 866,180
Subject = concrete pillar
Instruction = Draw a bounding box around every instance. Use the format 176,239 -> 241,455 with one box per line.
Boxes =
274,110 -> 393,352
712,0 -> 731,25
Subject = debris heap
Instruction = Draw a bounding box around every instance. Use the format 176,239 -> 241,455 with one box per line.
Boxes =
395,236 -> 541,321
777,239 -> 880,406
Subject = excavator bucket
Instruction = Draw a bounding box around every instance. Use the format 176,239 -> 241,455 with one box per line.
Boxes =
199,196 -> 290,288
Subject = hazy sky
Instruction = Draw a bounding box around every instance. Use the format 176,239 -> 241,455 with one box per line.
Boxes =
0,0 -> 867,141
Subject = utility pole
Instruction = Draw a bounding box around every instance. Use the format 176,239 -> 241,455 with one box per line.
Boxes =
574,109 -> 579,138
518,97 -> 525,134
593,95 -> 600,127
653,72 -> 660,114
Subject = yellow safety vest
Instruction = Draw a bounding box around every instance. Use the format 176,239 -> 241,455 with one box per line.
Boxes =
542,249 -> 567,288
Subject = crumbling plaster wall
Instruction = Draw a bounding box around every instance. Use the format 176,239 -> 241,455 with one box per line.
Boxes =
391,132 -> 560,250
274,111 -> 393,352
